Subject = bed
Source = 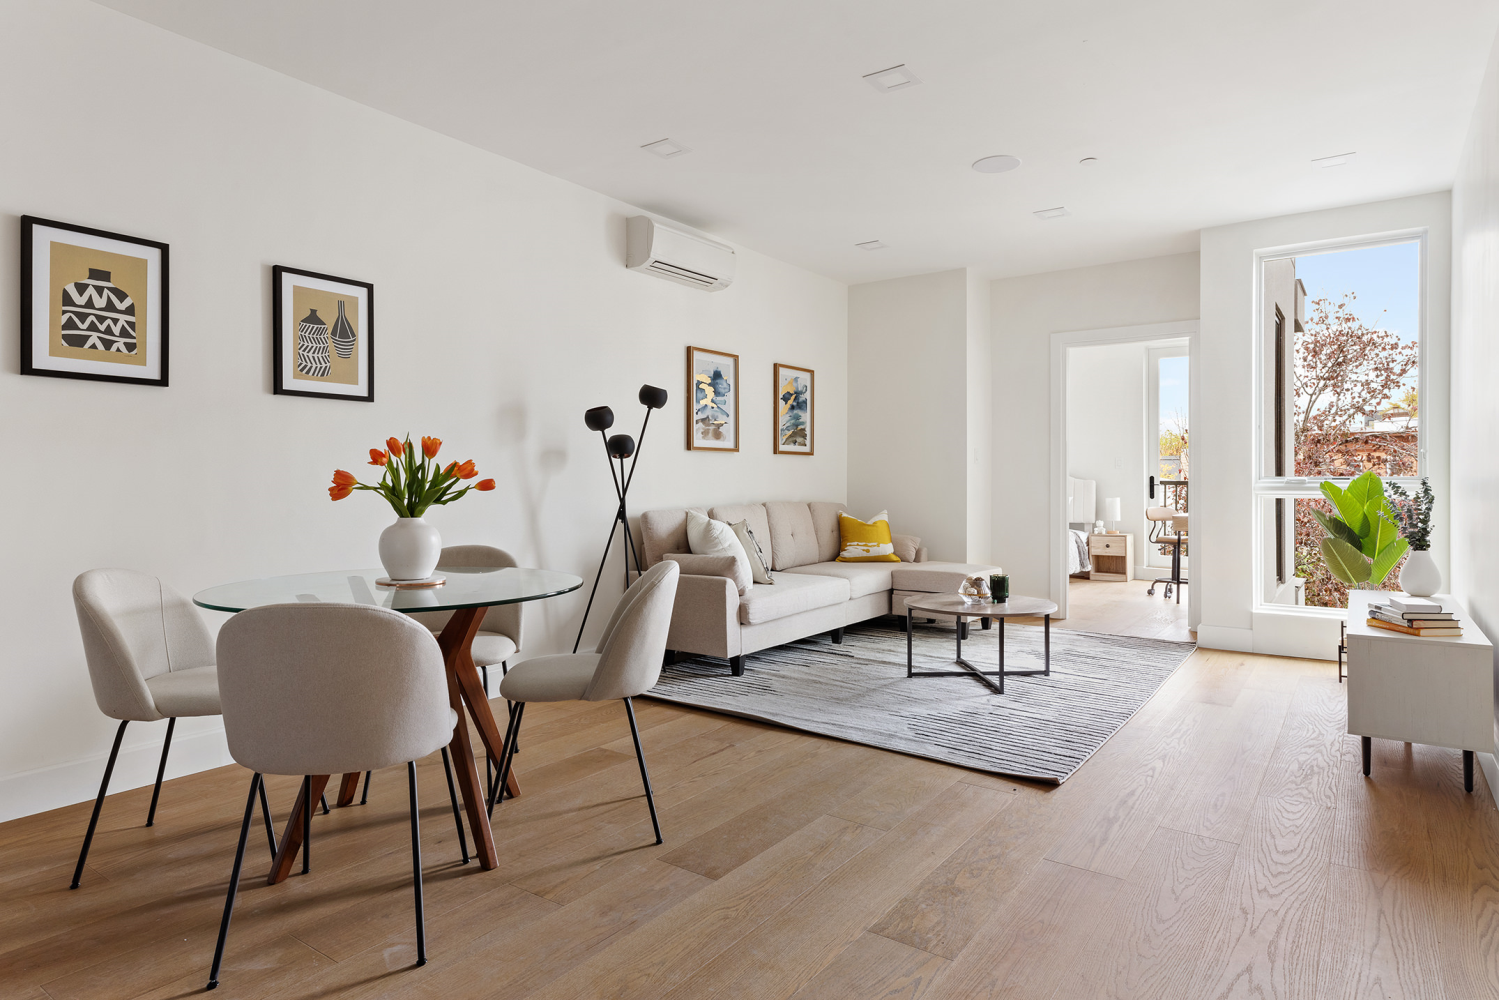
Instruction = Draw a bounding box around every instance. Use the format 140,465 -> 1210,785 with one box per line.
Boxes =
1067,476 -> 1095,576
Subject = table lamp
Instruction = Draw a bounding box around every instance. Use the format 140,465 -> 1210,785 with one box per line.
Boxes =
1104,497 -> 1122,533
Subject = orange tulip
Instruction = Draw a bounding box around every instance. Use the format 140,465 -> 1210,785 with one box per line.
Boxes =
475,479 -> 496,492
443,461 -> 458,477
329,483 -> 353,501
456,460 -> 478,480
332,469 -> 358,487
368,448 -> 388,466
422,436 -> 442,459
387,437 -> 404,459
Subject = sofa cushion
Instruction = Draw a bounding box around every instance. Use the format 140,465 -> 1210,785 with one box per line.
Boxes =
765,501 -> 820,570
890,561 -> 1004,595
737,572 -> 848,625
664,552 -> 750,595
781,562 -> 893,600
640,507 -> 706,567
808,502 -> 847,563
709,504 -> 773,569
837,510 -> 899,562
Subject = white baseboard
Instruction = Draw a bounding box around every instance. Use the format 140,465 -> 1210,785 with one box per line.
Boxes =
0,723 -> 233,824
1482,753 -> 1499,810
1194,624 -> 1254,652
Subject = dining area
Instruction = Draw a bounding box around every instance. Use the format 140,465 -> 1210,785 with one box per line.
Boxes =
34,435 -> 688,992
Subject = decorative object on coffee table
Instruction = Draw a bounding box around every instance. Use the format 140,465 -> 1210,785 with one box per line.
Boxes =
573,385 -> 670,651
773,362 -> 814,454
990,573 -> 1009,601
328,435 -> 495,583
21,215 -> 169,386
687,346 -> 738,451
959,575 -> 991,603
904,593 -> 1058,694
273,265 -> 374,401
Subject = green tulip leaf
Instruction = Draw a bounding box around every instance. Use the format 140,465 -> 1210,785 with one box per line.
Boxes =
1313,508 -> 1362,549
1370,537 -> 1410,585
1321,536 -> 1372,585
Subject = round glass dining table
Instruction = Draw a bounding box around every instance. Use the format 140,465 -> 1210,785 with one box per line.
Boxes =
194,566 -> 582,881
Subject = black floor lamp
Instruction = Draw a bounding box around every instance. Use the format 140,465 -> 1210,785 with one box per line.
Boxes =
573,384 -> 668,653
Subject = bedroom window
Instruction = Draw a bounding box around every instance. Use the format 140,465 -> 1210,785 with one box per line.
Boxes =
1255,234 -> 1423,610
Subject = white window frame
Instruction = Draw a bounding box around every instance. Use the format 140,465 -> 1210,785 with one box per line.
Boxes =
1147,344 -> 1189,570
1250,228 -> 1428,616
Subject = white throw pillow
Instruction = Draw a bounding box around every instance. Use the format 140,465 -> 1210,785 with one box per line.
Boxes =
686,509 -> 752,588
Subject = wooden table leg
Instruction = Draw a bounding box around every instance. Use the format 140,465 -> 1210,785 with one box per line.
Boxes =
335,771 -> 361,807
267,773 -> 330,885
437,609 -> 520,798
435,607 -> 505,870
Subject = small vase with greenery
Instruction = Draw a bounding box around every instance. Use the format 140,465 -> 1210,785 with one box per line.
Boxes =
1387,477 -> 1440,596
329,435 -> 495,581
1313,471 -> 1408,590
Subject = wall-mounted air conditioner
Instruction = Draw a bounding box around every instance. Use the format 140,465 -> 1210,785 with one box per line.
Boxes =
626,216 -> 735,291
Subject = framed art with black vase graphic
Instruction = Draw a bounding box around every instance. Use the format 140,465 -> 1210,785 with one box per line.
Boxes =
273,265 -> 374,401
21,216 -> 169,387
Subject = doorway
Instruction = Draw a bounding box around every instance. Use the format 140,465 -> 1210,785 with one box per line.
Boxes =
1050,322 -> 1197,641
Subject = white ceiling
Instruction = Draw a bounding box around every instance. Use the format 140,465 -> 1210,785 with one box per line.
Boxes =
94,0 -> 1499,284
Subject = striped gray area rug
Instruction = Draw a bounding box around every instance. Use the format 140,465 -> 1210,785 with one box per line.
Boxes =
646,619 -> 1195,783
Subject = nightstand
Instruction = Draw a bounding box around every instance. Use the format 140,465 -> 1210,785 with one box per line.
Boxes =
1088,533 -> 1133,582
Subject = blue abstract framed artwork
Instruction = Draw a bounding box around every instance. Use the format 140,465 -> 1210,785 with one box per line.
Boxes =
687,345 -> 738,451
773,362 -> 814,455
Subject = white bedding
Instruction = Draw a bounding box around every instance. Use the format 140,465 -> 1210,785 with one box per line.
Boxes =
1068,528 -> 1092,576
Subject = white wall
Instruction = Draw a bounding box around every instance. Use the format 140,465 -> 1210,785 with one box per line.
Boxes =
990,253 -> 1200,601
848,268 -> 970,560
1451,26 -> 1499,758
965,270 -> 993,564
1067,342 -> 1149,571
0,0 -> 847,821
1197,192 -> 1451,658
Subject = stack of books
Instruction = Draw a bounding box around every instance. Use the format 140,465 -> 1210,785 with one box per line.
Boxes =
1367,597 -> 1464,637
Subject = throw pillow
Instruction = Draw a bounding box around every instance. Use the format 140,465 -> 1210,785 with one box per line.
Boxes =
730,520 -> 775,584
892,533 -> 921,563
663,552 -> 750,594
837,510 -> 900,562
686,509 -> 753,586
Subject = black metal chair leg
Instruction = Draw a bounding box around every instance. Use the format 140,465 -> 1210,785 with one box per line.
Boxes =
71,720 -> 128,889
407,761 -> 427,967
206,772 -> 261,990
302,776 -> 312,875
145,717 -> 176,827
320,793 -> 330,815
624,698 -> 662,844
257,777 -> 277,858
489,701 -> 521,816
493,703 -> 525,816
440,747 -> 470,864
360,770 -> 371,805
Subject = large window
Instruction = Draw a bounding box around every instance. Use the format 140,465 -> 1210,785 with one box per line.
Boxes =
1256,236 -> 1423,610
1149,346 -> 1188,570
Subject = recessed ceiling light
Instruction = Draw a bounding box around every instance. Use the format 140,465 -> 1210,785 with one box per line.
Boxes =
972,155 -> 1021,174
641,138 -> 691,159
855,240 -> 887,251
1033,207 -> 1070,220
863,65 -> 921,92
1312,151 -> 1355,168
1078,157 -> 1099,166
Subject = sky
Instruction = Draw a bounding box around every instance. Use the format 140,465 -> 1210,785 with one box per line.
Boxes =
1294,241 -> 1420,346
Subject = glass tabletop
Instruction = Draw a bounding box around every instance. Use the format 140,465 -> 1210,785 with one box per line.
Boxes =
194,567 -> 583,614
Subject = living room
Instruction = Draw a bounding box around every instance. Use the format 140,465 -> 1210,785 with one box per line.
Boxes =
5,0 -> 1499,996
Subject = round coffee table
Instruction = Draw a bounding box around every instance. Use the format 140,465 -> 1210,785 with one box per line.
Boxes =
903,594 -> 1059,694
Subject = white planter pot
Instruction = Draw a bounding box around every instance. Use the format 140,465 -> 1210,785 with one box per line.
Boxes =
379,517 -> 441,581
1398,548 -> 1441,598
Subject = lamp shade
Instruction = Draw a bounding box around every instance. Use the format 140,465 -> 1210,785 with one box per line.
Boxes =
1104,497 -> 1121,522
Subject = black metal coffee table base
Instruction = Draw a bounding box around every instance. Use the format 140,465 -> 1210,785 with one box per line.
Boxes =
905,606 -> 1051,695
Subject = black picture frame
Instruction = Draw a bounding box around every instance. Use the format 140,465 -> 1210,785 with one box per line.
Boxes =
272,265 -> 375,402
20,215 -> 170,387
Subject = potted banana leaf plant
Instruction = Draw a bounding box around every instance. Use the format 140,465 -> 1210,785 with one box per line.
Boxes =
1314,471 -> 1408,593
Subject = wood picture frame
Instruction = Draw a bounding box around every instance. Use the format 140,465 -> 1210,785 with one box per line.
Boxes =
686,345 -> 739,451
273,265 -> 374,402
773,362 -> 814,455
20,215 -> 169,387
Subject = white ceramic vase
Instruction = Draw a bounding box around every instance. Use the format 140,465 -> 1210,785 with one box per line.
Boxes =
379,517 -> 441,581
1398,548 -> 1441,598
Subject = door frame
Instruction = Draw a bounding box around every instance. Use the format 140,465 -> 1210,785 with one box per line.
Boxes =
1050,319 -> 1199,625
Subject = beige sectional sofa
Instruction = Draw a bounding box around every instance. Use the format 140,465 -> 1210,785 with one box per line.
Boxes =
638,501 -> 1002,675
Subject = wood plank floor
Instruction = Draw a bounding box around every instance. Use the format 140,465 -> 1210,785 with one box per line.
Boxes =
1054,576 -> 1194,643
3,647 -> 1496,999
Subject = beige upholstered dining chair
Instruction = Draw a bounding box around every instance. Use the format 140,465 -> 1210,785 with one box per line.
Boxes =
70,568 -> 278,890
492,561 -> 679,844
208,602 -> 455,989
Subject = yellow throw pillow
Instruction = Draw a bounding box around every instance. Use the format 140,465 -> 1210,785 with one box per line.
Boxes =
837,510 -> 900,562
